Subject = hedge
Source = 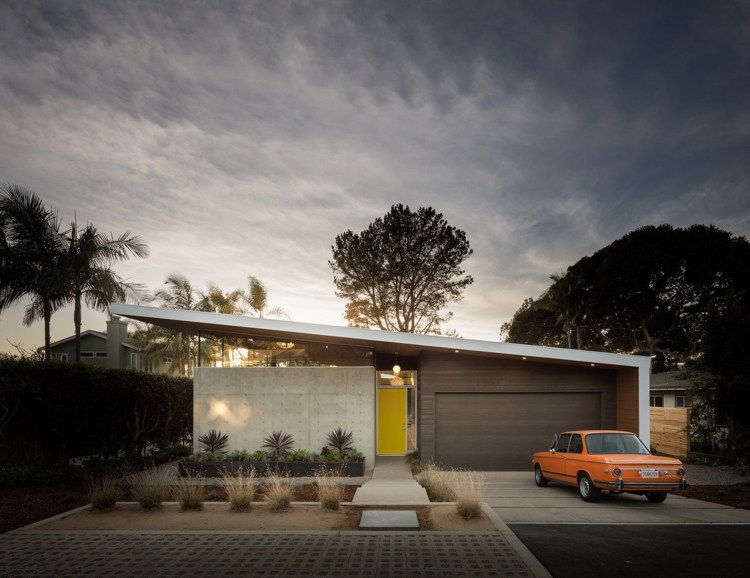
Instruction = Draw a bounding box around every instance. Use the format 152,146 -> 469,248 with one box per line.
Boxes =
0,358 -> 192,468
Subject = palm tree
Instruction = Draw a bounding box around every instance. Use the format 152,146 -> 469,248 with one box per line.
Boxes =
246,275 -> 289,319
63,220 -> 149,361
149,273 -> 205,375
0,184 -> 67,360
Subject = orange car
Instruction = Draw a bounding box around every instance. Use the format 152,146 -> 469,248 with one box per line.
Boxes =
532,430 -> 687,503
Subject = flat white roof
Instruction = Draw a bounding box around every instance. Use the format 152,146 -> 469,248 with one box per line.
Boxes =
111,304 -> 649,370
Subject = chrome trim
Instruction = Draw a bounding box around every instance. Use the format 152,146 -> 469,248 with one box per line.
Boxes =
597,480 -> 685,490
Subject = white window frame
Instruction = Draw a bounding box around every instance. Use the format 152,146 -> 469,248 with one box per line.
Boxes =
675,395 -> 692,408
650,395 -> 664,407
55,353 -> 69,362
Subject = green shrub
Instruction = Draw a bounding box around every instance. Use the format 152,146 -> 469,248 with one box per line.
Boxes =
286,449 -> 315,462
0,358 -> 192,469
151,444 -> 192,463
249,450 -> 268,462
227,449 -> 254,461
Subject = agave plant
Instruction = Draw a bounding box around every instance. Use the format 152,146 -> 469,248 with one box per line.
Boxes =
198,429 -> 229,454
261,430 -> 295,459
325,428 -> 354,454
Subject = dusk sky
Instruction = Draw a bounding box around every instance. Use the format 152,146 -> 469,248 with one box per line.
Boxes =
1,0 -> 749,353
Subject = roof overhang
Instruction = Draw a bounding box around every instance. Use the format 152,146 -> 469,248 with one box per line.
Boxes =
111,304 -> 650,371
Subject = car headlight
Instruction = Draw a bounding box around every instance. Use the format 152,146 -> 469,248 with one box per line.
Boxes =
612,467 -> 622,477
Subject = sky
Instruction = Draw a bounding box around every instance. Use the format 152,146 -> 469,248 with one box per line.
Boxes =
1,0 -> 749,353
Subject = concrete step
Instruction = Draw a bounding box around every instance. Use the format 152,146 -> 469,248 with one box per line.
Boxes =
352,480 -> 430,504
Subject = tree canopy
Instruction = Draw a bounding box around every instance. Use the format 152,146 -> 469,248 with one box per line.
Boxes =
330,204 -> 473,334
503,224 -> 749,364
502,224 -> 750,453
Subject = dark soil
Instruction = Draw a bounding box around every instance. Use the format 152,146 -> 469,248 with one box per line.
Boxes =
674,482 -> 750,509
0,483 -> 359,534
0,484 -> 89,534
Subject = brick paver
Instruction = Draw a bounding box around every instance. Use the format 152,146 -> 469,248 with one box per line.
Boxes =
0,531 -> 533,577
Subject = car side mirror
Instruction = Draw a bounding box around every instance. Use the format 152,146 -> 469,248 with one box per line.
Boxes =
549,448 -> 556,453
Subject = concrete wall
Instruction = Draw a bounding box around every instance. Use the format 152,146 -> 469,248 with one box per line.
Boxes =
194,366 -> 376,467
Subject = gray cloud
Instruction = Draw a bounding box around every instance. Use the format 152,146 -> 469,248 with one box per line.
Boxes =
1,0 -> 749,349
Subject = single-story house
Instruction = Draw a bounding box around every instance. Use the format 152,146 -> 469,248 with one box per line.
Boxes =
650,371 -> 692,408
112,304 -> 651,471
42,319 -> 145,370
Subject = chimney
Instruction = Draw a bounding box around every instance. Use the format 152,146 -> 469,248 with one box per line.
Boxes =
107,317 -> 129,368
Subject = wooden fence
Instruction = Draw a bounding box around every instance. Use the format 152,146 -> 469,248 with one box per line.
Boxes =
650,407 -> 690,457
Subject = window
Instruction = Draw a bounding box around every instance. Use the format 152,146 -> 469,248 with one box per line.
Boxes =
95,352 -> 107,358
555,434 -> 571,452
569,434 -> 583,454
650,395 -> 664,407
80,352 -> 94,358
55,353 -> 68,362
130,353 -> 143,371
675,395 -> 692,408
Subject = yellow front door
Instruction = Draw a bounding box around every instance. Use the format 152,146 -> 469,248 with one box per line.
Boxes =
377,388 -> 407,455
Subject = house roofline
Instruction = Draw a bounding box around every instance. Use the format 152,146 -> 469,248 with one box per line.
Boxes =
111,304 -> 650,370
38,330 -> 107,352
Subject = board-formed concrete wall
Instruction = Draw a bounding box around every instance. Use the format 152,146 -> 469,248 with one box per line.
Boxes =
194,366 -> 376,467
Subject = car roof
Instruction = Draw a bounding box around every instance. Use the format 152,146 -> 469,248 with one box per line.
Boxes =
561,430 -> 636,436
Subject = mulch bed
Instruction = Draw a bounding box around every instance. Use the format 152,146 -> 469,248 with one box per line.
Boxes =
0,483 -> 359,534
674,482 -> 750,509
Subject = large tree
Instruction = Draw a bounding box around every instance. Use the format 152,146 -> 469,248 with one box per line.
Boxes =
503,224 -> 749,365
0,185 -> 67,360
330,204 -> 473,334
62,220 -> 149,362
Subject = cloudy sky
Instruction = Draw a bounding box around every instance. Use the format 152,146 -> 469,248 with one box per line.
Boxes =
1,0 -> 749,353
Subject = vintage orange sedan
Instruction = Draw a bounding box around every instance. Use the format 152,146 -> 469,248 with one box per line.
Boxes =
532,430 -> 687,503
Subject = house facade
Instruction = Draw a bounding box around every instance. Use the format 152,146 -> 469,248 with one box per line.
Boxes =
42,319 -> 145,369
650,371 -> 692,409
112,304 -> 651,471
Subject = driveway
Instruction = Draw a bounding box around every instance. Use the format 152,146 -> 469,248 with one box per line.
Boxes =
483,471 -> 750,524
485,472 -> 750,578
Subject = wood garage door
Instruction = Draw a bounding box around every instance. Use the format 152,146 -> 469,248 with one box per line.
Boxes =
435,392 -> 602,471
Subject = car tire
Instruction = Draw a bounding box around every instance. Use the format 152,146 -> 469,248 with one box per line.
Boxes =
578,473 -> 600,502
646,491 -> 667,503
534,464 -> 548,487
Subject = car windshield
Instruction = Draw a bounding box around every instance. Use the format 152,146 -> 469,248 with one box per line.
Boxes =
585,433 -> 650,454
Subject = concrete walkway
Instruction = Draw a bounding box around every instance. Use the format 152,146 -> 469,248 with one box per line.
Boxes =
352,456 -> 430,505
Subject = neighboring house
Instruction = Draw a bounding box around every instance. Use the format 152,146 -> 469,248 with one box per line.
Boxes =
43,318 -> 167,373
650,371 -> 692,409
112,304 -> 651,472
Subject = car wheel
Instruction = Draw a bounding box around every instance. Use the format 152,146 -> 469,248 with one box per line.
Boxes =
646,491 -> 667,503
534,464 -> 548,487
578,473 -> 600,502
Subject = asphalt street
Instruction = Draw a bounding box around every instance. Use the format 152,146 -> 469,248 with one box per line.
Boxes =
511,523 -> 750,578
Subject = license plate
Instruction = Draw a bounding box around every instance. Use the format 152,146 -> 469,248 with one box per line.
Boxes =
641,469 -> 659,478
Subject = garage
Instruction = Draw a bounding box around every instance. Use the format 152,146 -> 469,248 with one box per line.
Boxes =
434,392 -> 602,470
